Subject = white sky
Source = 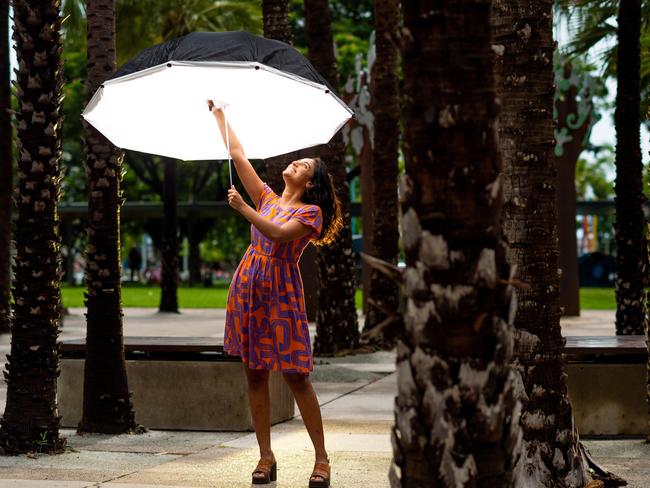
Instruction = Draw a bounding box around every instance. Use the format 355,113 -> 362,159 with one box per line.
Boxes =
6,8 -> 645,175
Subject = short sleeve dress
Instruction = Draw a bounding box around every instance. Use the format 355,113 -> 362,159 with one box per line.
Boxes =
223,183 -> 323,374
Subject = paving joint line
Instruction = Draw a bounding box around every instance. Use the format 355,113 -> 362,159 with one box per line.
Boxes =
291,371 -> 395,421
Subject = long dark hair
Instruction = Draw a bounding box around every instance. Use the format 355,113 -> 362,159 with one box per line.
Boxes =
302,157 -> 342,246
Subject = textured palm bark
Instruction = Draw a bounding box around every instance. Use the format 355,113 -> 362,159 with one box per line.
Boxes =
304,0 -> 359,355
0,0 -> 12,333
262,0 -> 294,194
363,0 -> 401,347
160,157 -> 179,312
492,1 -> 596,486
0,0 -> 66,454
78,0 -> 137,434
614,0 -> 645,336
647,276 -> 650,441
263,0 -> 291,44
390,2 -> 522,485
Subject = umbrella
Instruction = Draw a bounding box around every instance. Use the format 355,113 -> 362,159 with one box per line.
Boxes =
82,31 -> 353,174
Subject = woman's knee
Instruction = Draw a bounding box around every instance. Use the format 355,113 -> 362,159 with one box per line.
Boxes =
282,372 -> 310,391
245,367 -> 269,388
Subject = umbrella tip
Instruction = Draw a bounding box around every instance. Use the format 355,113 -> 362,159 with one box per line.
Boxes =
167,63 -> 172,68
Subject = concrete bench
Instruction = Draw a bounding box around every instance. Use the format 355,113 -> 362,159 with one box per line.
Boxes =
564,335 -> 647,436
57,337 -> 295,431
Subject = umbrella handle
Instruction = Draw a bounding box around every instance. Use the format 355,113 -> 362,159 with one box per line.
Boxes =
224,106 -> 233,188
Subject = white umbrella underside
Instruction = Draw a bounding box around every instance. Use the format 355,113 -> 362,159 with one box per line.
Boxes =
82,61 -> 353,161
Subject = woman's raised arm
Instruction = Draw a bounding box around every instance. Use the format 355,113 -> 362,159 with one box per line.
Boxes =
209,101 -> 265,207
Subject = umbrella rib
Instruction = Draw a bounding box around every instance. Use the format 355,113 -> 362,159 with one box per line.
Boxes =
101,60 -> 353,116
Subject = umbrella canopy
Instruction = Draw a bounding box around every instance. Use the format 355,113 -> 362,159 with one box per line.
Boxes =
82,31 -> 353,161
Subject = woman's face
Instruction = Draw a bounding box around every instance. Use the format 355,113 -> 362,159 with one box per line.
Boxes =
283,158 -> 316,188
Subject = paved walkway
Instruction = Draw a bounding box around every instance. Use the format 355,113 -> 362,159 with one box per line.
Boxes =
0,308 -> 647,487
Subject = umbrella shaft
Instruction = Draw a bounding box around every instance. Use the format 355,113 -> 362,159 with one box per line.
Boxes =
224,107 -> 233,188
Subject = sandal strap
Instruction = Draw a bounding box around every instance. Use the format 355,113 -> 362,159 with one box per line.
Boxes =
311,462 -> 330,478
253,459 -> 275,474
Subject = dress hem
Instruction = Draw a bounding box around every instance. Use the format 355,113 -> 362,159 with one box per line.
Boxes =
224,346 -> 312,374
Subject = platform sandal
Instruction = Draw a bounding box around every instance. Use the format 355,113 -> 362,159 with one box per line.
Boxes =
252,456 -> 277,484
308,458 -> 330,488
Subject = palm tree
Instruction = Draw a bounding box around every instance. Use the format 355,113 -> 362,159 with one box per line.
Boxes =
116,0 -> 262,64
160,156 -> 179,312
117,0 -> 261,312
262,0 -> 293,194
0,0 -> 12,334
556,0 -> 650,92
0,0 -> 67,454
262,0 -> 289,39
78,0 -> 138,434
554,57 -> 599,318
492,0 -> 596,484
390,1 -> 521,484
556,0 -> 647,336
363,0 -> 400,347
613,0 -> 644,336
304,0 -> 359,355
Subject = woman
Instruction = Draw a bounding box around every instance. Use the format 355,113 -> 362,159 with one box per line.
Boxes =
208,100 -> 341,487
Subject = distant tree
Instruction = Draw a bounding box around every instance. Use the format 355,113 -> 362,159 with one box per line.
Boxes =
304,0 -> 359,354
160,157 -> 179,312
0,0 -> 67,454
119,0 -> 262,309
557,0 -> 650,116
390,1 -> 521,484
0,0 -> 11,334
262,0 -> 293,194
78,0 -> 138,434
263,0 -> 291,43
289,0 -> 373,82
184,160 -> 220,286
363,0 -> 400,347
554,55 -> 602,317
115,0 -> 262,64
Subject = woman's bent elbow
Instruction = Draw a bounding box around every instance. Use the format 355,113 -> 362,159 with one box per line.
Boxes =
270,231 -> 293,244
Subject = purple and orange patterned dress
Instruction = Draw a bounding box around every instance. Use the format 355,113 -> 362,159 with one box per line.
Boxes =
223,183 -> 323,374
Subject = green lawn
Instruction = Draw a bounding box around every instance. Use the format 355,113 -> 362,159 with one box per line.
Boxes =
61,284 -> 614,311
579,287 -> 616,310
61,283 -> 365,310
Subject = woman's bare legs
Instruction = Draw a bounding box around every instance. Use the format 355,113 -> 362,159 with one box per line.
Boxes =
244,367 -> 275,480
282,373 -> 329,482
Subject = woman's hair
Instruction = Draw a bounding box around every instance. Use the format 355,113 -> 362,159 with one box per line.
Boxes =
302,157 -> 343,246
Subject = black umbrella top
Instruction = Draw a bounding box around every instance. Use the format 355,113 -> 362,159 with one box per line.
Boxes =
111,31 -> 336,93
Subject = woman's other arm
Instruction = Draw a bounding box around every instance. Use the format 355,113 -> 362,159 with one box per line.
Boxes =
227,187 -> 311,243
209,102 -> 265,207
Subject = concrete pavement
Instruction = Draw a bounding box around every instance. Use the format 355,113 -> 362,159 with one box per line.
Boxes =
0,308 -> 647,487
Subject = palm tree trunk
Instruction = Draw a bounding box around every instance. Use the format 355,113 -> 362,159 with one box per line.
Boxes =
390,2 -> 521,485
78,0 -> 137,434
555,60 -> 593,318
263,0 -> 291,44
0,0 -> 66,454
160,157 -> 179,312
0,0 -> 12,334
614,0 -> 644,336
304,0 -> 359,355
363,0 -> 401,347
491,1 -> 597,485
187,216 -> 201,287
262,0 -> 293,194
